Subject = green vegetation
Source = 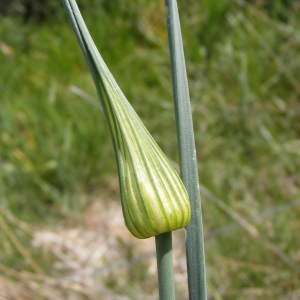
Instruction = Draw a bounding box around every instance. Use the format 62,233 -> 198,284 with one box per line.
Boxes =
0,0 -> 299,298
165,0 -> 207,298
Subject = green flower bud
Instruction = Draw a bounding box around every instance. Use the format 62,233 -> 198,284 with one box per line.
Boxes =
63,0 -> 191,238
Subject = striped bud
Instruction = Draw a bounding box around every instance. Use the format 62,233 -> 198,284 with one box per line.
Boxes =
63,0 -> 191,238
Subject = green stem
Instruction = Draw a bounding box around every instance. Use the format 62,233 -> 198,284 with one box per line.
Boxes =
155,232 -> 176,300
165,0 -> 207,299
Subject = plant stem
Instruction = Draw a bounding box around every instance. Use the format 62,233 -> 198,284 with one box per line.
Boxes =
155,232 -> 176,300
165,0 -> 207,299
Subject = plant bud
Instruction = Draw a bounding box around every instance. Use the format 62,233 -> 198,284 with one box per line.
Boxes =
63,0 -> 191,238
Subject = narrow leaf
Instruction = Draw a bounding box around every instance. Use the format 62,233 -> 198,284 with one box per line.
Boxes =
165,0 -> 208,299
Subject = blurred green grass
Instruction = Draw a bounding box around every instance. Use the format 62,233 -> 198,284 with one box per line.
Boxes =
0,0 -> 300,298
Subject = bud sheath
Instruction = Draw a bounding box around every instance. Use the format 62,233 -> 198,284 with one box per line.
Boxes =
63,0 -> 191,238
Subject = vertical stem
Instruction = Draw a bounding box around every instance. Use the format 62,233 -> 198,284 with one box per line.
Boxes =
165,1 -> 207,300
155,232 -> 176,300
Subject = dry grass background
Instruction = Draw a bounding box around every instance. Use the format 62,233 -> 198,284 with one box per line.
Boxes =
0,189 -> 190,299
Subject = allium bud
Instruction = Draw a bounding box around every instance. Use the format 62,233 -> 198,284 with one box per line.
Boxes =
63,0 -> 191,238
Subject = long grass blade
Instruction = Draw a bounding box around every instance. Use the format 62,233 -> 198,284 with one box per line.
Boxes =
164,1 -> 207,299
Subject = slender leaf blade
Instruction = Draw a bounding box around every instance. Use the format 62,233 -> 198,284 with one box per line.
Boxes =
165,1 -> 207,299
